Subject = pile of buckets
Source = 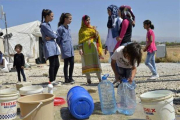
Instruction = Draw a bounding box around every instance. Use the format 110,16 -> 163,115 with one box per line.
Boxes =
0,86 -> 55,120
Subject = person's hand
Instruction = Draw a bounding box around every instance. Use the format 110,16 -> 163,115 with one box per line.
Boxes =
116,37 -> 121,41
143,47 -> 147,52
45,37 -> 51,40
105,47 -> 108,55
79,49 -> 83,55
128,77 -> 133,84
21,66 -> 24,69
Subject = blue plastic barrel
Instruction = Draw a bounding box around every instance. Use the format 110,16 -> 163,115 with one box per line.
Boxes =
67,86 -> 94,119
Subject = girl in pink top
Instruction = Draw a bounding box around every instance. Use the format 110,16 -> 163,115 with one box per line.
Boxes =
143,20 -> 159,80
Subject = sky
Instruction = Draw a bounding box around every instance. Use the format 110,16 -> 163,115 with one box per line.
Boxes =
0,0 -> 180,44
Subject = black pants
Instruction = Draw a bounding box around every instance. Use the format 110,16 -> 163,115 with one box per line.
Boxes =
64,56 -> 74,80
16,67 -> 26,82
48,55 -> 60,82
117,67 -> 132,80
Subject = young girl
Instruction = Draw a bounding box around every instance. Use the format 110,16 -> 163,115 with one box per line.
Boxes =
105,5 -> 122,57
13,44 -> 26,82
40,9 -> 60,84
143,20 -> 159,80
56,13 -> 74,84
111,43 -> 142,84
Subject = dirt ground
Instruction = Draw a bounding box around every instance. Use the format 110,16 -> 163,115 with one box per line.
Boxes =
1,63 -> 180,120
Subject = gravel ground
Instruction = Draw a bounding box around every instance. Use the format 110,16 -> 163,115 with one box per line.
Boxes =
0,63 -> 180,119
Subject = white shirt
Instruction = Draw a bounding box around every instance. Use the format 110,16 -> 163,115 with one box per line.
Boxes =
105,17 -> 122,52
111,46 -> 132,68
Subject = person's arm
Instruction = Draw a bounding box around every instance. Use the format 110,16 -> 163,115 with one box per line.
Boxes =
13,54 -> 15,67
41,24 -> 57,39
21,54 -> 25,68
114,19 -> 129,51
128,66 -> 136,84
144,31 -> 153,52
111,51 -> 120,81
56,27 -> 63,45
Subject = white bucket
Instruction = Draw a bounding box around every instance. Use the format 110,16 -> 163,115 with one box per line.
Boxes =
19,86 -> 43,96
0,89 -> 19,120
140,90 -> 175,120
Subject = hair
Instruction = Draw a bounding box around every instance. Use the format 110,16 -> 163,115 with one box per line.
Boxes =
40,9 -> 52,27
58,13 -> 71,27
143,20 -> 154,29
82,15 -> 90,21
14,44 -> 23,51
123,42 -> 142,67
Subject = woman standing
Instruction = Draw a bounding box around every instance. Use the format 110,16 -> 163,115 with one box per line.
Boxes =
114,6 -> 134,51
78,15 -> 103,84
105,5 -> 122,57
40,9 -> 60,84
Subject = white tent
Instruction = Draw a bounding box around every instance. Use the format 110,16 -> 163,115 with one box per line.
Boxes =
0,20 -> 42,63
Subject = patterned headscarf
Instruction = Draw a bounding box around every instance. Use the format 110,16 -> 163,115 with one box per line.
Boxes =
79,15 -> 103,56
107,5 -> 118,28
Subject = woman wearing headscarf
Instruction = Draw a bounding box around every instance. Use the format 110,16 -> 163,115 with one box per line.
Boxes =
114,6 -> 135,51
78,15 -> 103,84
105,5 -> 123,57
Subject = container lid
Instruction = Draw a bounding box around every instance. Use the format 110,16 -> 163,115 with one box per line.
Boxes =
54,97 -> 66,106
122,78 -> 128,83
140,90 -> 173,102
102,74 -> 109,80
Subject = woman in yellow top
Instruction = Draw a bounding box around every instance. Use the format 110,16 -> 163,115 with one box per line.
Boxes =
79,15 -> 104,84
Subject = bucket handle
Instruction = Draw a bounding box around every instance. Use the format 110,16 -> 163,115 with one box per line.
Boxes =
20,102 -> 43,120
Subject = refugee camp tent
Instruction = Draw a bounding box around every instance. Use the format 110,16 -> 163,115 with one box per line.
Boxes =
0,20 -> 47,64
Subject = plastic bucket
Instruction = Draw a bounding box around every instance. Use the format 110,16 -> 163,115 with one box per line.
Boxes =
140,90 -> 175,120
19,86 -> 43,96
0,89 -> 19,120
18,93 -> 55,120
67,86 -> 94,119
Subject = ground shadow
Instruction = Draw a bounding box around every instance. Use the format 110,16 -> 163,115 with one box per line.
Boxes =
60,107 -> 89,120
2,82 -> 16,85
32,82 -> 49,88
128,119 -> 146,120
92,102 -> 103,115
80,83 -> 99,87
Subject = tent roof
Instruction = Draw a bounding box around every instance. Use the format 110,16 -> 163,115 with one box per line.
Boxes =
2,20 -> 41,37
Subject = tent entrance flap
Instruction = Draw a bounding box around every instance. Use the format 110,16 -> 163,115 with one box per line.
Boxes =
36,37 -> 46,64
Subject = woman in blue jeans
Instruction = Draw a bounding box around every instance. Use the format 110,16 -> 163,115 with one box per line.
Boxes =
143,20 -> 159,80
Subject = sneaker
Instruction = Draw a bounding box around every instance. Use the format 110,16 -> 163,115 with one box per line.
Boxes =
52,81 -> 59,85
64,79 -> 70,83
149,74 -> 159,80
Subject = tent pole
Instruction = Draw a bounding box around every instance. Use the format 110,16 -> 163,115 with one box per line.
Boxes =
4,13 -> 10,62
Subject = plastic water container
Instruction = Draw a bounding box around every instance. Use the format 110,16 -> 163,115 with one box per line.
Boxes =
67,86 -> 94,119
98,74 -> 117,114
48,82 -> 53,94
117,78 -> 136,115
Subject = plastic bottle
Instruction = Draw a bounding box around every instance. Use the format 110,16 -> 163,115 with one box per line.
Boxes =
48,82 -> 53,94
98,74 -> 117,114
116,78 -> 136,115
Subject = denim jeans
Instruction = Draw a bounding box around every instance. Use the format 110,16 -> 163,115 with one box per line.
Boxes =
145,51 -> 157,75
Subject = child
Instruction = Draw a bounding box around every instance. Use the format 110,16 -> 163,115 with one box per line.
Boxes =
40,9 -> 60,84
13,44 -> 26,82
143,20 -> 159,80
111,43 -> 142,84
56,13 -> 74,84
